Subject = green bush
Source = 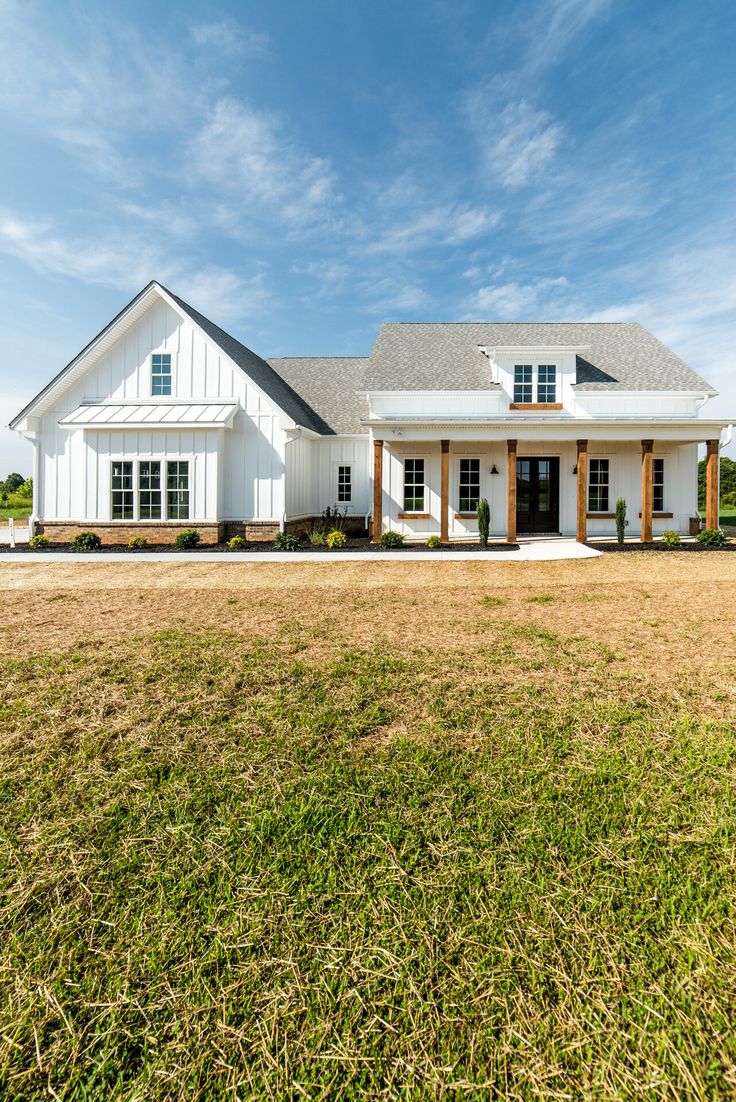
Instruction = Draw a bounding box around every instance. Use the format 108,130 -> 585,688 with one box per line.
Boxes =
28,534 -> 49,550
227,535 -> 246,551
174,530 -> 201,550
477,498 -> 490,547
378,531 -> 404,549
70,531 -> 102,552
325,529 -> 347,549
306,523 -> 327,546
128,535 -> 148,550
697,527 -> 727,547
661,529 -> 681,548
722,491 -> 736,508
426,534 -> 442,549
615,498 -> 627,546
273,531 -> 301,552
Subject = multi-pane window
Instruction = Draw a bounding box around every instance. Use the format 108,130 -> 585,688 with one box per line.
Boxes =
653,458 -> 664,512
514,365 -> 533,403
151,353 -> 172,396
588,459 -> 610,512
459,458 -> 481,512
139,461 -> 162,519
537,364 -> 557,403
111,461 -> 134,519
167,461 -> 190,519
337,465 -> 352,503
403,458 -> 425,512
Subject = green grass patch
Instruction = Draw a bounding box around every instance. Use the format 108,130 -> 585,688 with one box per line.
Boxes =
1,629 -> 735,1099
525,592 -> 555,604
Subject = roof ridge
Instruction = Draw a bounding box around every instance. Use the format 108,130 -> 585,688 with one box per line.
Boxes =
379,320 -> 640,326
267,355 -> 369,360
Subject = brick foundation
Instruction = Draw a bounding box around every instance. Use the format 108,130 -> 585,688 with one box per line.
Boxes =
38,521 -> 225,545
285,516 -> 367,538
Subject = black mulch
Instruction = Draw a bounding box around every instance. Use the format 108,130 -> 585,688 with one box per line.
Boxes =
588,541 -> 736,553
4,539 -> 520,555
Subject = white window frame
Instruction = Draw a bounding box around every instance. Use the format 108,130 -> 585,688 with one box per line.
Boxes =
108,456 -> 196,521
513,364 -> 533,404
402,455 -> 428,514
335,462 -> 353,505
587,455 -> 613,514
537,364 -> 557,404
653,457 -> 665,512
456,454 -> 482,514
150,351 -> 174,398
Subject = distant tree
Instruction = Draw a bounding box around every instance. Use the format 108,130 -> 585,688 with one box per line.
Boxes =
2,473 -> 25,494
18,479 -> 32,498
698,455 -> 736,505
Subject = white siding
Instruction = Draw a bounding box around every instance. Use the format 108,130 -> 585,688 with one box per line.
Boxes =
38,297 -> 285,523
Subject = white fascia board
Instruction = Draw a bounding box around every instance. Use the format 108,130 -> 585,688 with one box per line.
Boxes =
572,388 -> 714,397
479,345 -> 591,355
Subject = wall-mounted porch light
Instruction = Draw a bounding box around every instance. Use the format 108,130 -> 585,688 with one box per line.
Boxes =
572,464 -> 578,475
490,464 -> 499,475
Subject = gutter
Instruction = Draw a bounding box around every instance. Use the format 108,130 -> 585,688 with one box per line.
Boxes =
721,424 -> 734,452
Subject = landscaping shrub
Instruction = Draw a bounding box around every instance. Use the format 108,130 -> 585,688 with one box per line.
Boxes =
320,505 -> 348,533
722,490 -> 736,508
615,497 -> 627,546
477,498 -> 490,547
325,529 -> 347,549
378,531 -> 404,549
128,535 -> 148,550
28,534 -> 49,550
426,534 -> 442,549
697,527 -> 727,547
174,530 -> 201,550
273,531 -> 301,552
305,523 -> 326,546
227,535 -> 246,551
661,529 -> 680,548
70,531 -> 102,552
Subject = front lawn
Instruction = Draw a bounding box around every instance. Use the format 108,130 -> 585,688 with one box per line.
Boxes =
1,557 -> 735,1100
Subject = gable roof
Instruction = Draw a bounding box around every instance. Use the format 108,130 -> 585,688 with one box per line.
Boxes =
364,322 -> 717,395
10,281 -> 331,434
267,358 -> 368,434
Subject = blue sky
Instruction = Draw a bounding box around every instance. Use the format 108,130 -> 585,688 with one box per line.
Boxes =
1,0 -> 735,472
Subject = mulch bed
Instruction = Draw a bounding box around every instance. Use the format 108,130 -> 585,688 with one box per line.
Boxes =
588,541 -> 736,553
3,539 -> 520,555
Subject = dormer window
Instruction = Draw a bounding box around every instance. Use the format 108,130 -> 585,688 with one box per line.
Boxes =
151,353 -> 172,396
537,365 -> 556,403
514,365 -> 532,403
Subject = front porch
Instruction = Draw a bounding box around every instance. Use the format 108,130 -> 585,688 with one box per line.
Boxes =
370,432 -> 720,544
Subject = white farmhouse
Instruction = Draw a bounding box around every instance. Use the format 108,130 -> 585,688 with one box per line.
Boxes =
10,281 -> 731,544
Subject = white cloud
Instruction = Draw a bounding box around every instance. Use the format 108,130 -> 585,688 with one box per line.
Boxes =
0,210 -> 267,325
191,19 -> 269,57
463,276 -> 572,319
525,0 -> 613,74
361,277 -> 431,316
191,98 -> 337,229
466,95 -> 564,188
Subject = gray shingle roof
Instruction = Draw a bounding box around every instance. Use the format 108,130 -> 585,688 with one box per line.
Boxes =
164,287 -> 332,434
267,358 -> 369,434
364,322 -> 717,395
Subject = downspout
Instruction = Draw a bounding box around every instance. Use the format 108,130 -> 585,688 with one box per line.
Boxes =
720,424 -> 733,452
29,432 -> 40,538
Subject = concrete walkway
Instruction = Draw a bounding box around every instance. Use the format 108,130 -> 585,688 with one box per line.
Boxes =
0,539 -> 601,563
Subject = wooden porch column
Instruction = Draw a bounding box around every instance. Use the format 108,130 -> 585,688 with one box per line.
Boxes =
706,439 -> 720,530
641,439 -> 654,543
576,439 -> 588,543
440,439 -> 450,544
371,438 -> 383,542
506,439 -> 517,544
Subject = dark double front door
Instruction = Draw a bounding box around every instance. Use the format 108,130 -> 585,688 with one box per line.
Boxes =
516,457 -> 560,534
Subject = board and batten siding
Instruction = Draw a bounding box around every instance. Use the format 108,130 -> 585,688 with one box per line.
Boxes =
284,437 -> 371,519
37,298 -> 286,523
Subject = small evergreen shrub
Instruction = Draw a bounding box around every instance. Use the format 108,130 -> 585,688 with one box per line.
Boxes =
70,531 -> 102,552
174,529 -> 200,550
28,534 -> 50,550
426,535 -> 442,549
378,531 -> 404,549
326,529 -> 347,549
661,530 -> 680,548
128,535 -> 148,550
227,535 -> 246,551
273,531 -> 301,551
697,527 -> 727,547
477,498 -> 490,548
615,498 -> 627,546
